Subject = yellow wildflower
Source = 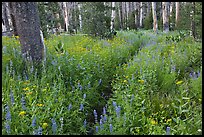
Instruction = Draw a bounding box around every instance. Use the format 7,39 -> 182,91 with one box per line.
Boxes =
166,119 -> 172,123
15,36 -> 19,39
150,119 -> 158,125
23,87 -> 30,91
42,123 -> 48,129
124,80 -> 127,83
176,80 -> 183,85
125,76 -> 129,79
37,104 -> 44,107
138,80 -> 145,84
19,111 -> 26,116
25,92 -> 33,95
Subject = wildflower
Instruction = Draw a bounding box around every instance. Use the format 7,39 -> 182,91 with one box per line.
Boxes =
93,109 -> 98,123
10,91 -> 15,106
79,103 -> 84,111
5,105 -> 11,121
123,80 -> 127,83
176,80 -> 183,85
115,106 -> 121,118
150,119 -> 157,125
83,119 -> 87,128
166,119 -> 172,123
23,87 -> 30,91
19,111 -> 26,116
68,104 -> 72,111
138,80 -> 145,84
42,123 -> 48,129
103,115 -> 107,123
98,79 -> 102,85
100,119 -> 103,130
37,104 -> 44,107
78,83 -> 83,90
103,107 -> 106,115
5,122 -> 11,134
112,101 -> 117,108
95,126 -> 99,133
21,95 -> 26,110
83,93 -> 86,99
60,117 -> 64,132
37,126 -> 42,135
166,126 -> 170,135
25,92 -> 33,96
51,118 -> 57,134
109,124 -> 113,133
32,116 -> 36,127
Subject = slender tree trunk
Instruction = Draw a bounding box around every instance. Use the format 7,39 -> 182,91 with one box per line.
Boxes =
162,2 -> 169,33
190,2 -> 196,39
118,2 -> 123,30
147,2 -> 151,16
110,2 -> 116,31
175,2 -> 180,28
78,3 -> 82,32
11,2 -> 45,64
139,2 -> 143,28
62,2 -> 68,32
169,2 -> 174,30
152,2 -> 158,33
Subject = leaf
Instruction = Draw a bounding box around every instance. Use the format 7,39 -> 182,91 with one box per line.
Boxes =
182,97 -> 190,100
181,109 -> 189,113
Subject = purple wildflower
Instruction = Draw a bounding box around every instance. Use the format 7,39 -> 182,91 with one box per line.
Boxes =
115,106 -> 121,118
5,105 -> 11,121
31,116 -> 36,127
79,103 -> 84,111
93,109 -> 98,123
103,107 -> 106,115
83,119 -> 87,128
37,126 -> 42,135
100,119 -> 103,130
68,103 -> 72,111
83,93 -> 86,99
112,101 -> 117,108
110,124 -> 113,133
21,95 -> 26,110
51,118 -> 57,134
5,122 -> 11,134
166,126 -> 170,135
10,91 -> 15,106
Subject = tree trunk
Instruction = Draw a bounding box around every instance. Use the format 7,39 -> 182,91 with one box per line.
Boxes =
110,2 -> 116,31
2,2 -> 11,32
119,2 -> 123,30
78,3 -> 82,32
190,2 -> 196,39
8,2 -> 18,36
11,2 -> 45,64
162,2 -> 169,33
62,2 -> 69,32
152,2 -> 158,33
175,2 -> 180,28
139,2 -> 143,28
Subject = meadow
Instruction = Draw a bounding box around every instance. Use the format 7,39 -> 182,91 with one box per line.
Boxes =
2,30 -> 202,135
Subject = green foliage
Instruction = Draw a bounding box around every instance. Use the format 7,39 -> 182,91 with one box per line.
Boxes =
143,11 -> 153,30
81,2 -> 112,39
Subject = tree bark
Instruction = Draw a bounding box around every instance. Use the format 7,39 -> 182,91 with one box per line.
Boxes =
190,2 -> 196,39
8,2 -> 18,36
119,2 -> 123,30
110,2 -> 116,31
175,2 -> 180,28
152,2 -> 158,33
139,2 -> 143,28
78,3 -> 82,32
2,2 -> 11,31
162,2 -> 169,33
11,2 -> 45,64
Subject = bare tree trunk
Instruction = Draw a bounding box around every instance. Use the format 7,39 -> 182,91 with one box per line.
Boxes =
139,2 -> 143,28
8,2 -> 18,36
11,2 -> 45,64
162,2 -> 169,33
190,2 -> 196,39
152,2 -> 158,33
62,2 -> 69,32
175,2 -> 180,28
110,2 -> 116,31
2,2 -> 11,31
78,3 -> 82,32
146,2 -> 151,16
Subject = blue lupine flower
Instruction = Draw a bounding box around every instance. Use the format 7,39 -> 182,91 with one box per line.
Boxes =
79,103 -> 84,111
130,94 -> 134,106
10,91 -> 15,106
32,116 -> 36,127
112,101 -> 117,108
103,115 -> 107,122
100,115 -> 103,120
197,70 -> 200,77
98,79 -> 102,85
100,119 -> 103,130
103,107 -> 106,115
21,95 -> 26,110
78,83 -> 83,90
166,126 -> 170,135
88,83 -> 91,88
51,118 -> 57,134
95,126 -> 99,133
5,105 -> 11,121
109,124 -> 113,133
5,122 -> 11,134
115,106 -> 121,118
60,117 -> 64,130
37,126 -> 42,135
93,109 -> 98,123
83,93 -> 86,99
83,119 -> 87,128
68,104 -> 72,111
